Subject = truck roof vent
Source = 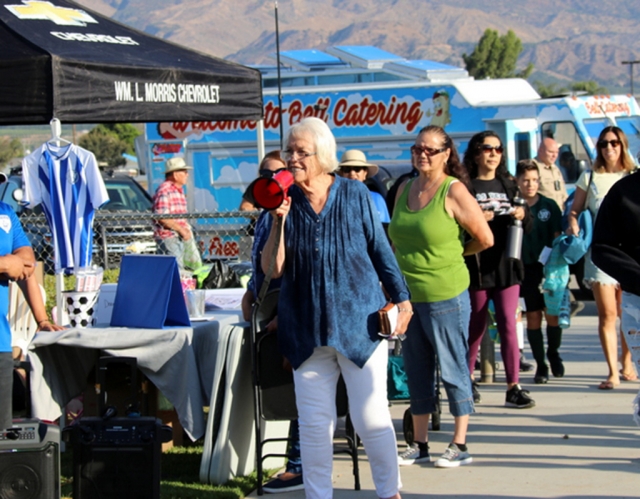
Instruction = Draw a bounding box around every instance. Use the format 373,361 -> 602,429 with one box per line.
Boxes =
325,45 -> 404,69
384,60 -> 470,81
276,49 -> 350,72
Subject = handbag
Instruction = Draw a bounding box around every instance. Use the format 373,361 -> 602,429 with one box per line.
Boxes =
378,302 -> 398,337
200,260 -> 242,289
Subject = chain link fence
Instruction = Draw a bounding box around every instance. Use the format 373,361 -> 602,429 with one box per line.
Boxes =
19,210 -> 258,273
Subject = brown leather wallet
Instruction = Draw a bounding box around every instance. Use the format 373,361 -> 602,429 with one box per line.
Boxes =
378,302 -> 395,337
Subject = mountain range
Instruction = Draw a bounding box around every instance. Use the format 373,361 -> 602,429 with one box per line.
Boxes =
72,1 -> 640,93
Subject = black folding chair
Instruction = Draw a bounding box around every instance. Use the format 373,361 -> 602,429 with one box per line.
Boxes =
250,289 -> 360,495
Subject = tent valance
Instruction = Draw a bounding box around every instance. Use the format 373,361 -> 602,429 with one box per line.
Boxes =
0,0 -> 263,124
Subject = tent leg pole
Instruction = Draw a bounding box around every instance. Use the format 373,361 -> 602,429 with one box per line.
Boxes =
257,119 -> 265,161
56,271 -> 64,326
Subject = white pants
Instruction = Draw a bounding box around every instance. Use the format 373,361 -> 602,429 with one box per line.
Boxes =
621,292 -> 640,426
293,342 -> 401,499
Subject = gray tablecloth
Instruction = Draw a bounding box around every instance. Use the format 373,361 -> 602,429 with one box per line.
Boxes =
27,310 -> 247,441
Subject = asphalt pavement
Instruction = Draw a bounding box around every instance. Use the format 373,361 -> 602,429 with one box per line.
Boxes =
250,302 -> 640,499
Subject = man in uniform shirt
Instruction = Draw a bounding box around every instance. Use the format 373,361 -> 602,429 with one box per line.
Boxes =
532,138 -> 568,211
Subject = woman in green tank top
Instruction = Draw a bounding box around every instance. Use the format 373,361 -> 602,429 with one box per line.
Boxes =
388,125 -> 493,468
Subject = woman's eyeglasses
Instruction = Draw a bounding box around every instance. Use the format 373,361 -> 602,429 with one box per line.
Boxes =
259,168 -> 287,178
410,145 -> 447,157
480,144 -> 504,154
597,139 -> 621,149
283,149 -> 317,160
341,166 -> 367,173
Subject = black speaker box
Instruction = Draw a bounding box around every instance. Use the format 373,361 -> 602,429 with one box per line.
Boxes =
64,417 -> 171,499
0,419 -> 60,499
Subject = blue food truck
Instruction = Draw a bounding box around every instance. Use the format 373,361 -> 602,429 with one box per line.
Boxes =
140,46 -> 640,259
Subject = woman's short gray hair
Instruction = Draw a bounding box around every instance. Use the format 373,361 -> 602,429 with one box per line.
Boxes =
287,117 -> 339,173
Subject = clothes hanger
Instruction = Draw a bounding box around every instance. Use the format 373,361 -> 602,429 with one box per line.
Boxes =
47,118 -> 71,147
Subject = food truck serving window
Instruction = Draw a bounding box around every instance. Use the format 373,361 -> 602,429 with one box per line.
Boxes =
541,121 -> 590,184
514,132 -> 531,163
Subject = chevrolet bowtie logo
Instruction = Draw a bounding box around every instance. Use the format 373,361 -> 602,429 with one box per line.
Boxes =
5,0 -> 98,26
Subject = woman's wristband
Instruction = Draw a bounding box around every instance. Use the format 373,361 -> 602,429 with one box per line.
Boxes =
397,308 -> 413,315
37,319 -> 51,327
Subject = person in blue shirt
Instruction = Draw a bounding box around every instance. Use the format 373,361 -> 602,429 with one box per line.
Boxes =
337,149 -> 391,224
261,117 -> 411,499
0,203 -> 50,429
241,162 -> 304,493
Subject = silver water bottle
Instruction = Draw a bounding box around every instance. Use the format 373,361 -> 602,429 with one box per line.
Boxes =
506,197 -> 526,260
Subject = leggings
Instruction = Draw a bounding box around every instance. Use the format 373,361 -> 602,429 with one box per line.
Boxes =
468,285 -> 521,384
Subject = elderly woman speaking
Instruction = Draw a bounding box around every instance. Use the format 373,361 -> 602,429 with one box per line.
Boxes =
261,117 -> 412,499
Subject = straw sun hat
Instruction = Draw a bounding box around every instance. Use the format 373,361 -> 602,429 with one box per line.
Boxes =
338,150 -> 379,177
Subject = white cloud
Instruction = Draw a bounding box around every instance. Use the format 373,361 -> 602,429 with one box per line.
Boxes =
237,160 -> 259,184
193,186 -> 218,211
450,91 -> 469,109
216,163 -> 246,191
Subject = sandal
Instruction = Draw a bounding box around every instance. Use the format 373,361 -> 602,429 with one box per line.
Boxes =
597,381 -> 616,390
619,370 -> 638,382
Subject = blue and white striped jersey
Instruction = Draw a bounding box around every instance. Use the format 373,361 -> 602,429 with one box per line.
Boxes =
22,143 -> 109,272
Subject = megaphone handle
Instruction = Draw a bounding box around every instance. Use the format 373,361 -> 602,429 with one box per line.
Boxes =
256,216 -> 284,306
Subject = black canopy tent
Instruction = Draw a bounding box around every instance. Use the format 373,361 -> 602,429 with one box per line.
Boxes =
0,0 -> 263,124
0,0 -> 265,327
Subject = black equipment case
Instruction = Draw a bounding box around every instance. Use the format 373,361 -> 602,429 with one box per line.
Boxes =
63,356 -> 172,499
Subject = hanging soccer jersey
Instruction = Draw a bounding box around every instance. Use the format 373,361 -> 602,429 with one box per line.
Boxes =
22,143 -> 109,272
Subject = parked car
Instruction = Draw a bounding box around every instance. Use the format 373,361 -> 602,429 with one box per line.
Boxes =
0,169 -> 156,272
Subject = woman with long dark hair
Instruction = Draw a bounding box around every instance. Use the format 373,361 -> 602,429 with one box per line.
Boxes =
566,125 -> 637,389
462,131 -> 535,409
389,125 -> 493,467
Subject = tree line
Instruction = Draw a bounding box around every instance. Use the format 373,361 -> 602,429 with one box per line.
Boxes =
463,28 -> 608,97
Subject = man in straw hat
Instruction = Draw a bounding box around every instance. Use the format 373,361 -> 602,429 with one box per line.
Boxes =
152,157 -> 198,269
338,150 -> 390,223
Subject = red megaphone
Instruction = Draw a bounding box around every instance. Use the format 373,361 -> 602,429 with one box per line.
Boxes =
249,170 -> 294,210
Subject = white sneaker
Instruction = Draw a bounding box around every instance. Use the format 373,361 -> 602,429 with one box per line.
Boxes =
434,444 -> 472,468
398,443 -> 430,466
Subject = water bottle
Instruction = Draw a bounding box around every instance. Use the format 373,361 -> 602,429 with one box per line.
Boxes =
506,197 -> 526,260
559,288 -> 571,328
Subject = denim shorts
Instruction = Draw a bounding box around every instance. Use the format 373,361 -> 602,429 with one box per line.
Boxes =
584,248 -> 618,288
402,291 -> 474,417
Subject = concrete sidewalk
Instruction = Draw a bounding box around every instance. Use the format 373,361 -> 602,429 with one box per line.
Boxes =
250,306 -> 639,499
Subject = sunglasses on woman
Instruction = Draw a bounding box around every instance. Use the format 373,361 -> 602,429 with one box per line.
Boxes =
341,166 -> 367,173
259,167 -> 287,178
410,145 -> 447,156
480,144 -> 504,154
597,139 -> 621,149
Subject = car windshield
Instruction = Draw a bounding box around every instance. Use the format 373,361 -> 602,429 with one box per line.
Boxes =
103,179 -> 152,211
0,179 -> 22,213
